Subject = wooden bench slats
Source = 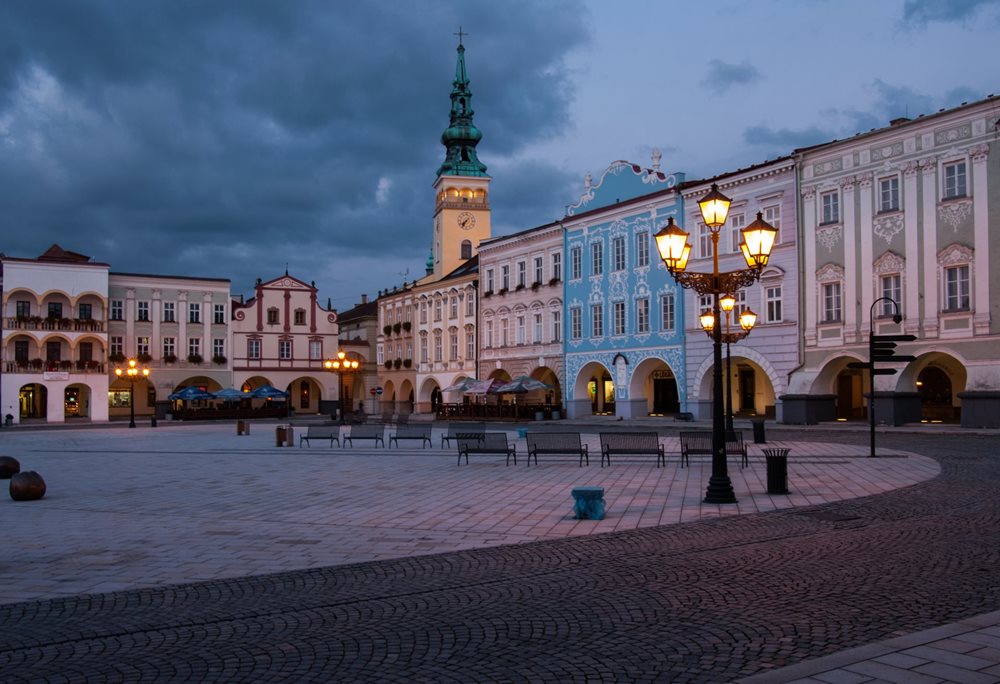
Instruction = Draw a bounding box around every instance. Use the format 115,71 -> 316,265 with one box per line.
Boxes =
343,425 -> 385,448
525,432 -> 589,467
679,430 -> 748,468
456,432 -> 516,466
599,432 -> 665,468
299,425 -> 340,448
441,423 -> 485,448
388,424 -> 432,448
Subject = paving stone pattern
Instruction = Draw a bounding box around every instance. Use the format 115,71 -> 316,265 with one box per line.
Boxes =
0,429 -> 997,682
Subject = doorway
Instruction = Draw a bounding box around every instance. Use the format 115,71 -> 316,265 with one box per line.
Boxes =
739,368 -> 756,414
652,377 -> 679,414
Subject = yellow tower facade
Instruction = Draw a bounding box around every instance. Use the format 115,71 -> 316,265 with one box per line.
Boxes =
432,175 -> 491,280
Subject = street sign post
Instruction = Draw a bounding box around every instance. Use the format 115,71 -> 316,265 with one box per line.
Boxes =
866,320 -> 917,457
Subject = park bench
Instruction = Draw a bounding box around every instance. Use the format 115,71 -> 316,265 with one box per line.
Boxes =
679,430 -> 749,468
456,432 -> 517,466
388,424 -> 432,449
441,422 -> 485,449
525,432 -> 589,467
342,424 -> 385,448
599,432 -> 665,468
299,424 -> 341,448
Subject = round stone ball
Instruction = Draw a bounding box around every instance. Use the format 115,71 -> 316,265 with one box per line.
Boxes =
0,456 -> 20,479
10,471 -> 46,501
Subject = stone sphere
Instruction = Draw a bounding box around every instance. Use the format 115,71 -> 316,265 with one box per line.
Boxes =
10,471 -> 46,501
0,456 -> 20,479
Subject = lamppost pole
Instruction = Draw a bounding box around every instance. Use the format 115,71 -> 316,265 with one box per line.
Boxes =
114,358 -> 150,429
656,183 -> 776,505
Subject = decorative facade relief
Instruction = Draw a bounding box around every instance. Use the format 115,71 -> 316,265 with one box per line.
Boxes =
871,142 -> 903,162
816,224 -> 842,251
815,263 -> 845,284
935,123 -> 972,145
873,251 -> 905,275
938,199 -> 973,232
873,214 -> 905,245
969,143 -> 990,163
800,187 -> 816,201
937,243 -> 974,268
856,171 -> 874,188
812,159 -> 843,176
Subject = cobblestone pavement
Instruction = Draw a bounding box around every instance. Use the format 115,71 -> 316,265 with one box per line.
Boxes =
0,429 -> 997,682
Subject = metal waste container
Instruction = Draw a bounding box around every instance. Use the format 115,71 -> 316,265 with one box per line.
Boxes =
762,447 -> 790,494
751,418 -> 766,444
275,426 -> 287,447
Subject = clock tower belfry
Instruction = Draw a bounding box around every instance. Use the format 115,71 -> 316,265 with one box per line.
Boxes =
432,34 -> 491,281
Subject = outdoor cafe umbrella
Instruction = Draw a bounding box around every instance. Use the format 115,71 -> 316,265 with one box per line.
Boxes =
442,377 -> 480,393
496,376 -> 553,394
465,378 -> 507,395
214,387 -> 249,401
167,386 -> 216,401
251,384 -> 289,399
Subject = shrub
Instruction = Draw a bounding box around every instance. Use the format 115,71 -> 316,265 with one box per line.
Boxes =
163,354 -> 178,364
108,352 -> 126,364
212,354 -> 227,365
187,353 -> 203,365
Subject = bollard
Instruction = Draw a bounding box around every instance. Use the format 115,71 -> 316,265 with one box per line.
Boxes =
285,426 -> 295,447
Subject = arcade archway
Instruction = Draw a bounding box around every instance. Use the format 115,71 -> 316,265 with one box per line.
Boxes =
629,357 -> 680,416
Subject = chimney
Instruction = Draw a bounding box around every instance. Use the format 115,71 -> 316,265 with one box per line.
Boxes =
361,293 -> 368,305
889,117 -> 910,127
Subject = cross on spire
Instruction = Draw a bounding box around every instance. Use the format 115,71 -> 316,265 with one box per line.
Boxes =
454,26 -> 467,46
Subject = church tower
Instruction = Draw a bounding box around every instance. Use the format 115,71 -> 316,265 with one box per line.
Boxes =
431,35 -> 491,281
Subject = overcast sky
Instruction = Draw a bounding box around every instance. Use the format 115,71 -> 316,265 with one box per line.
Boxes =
1,0 -> 998,309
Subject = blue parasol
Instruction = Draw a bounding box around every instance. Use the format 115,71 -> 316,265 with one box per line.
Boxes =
168,386 -> 216,401
251,384 -> 289,399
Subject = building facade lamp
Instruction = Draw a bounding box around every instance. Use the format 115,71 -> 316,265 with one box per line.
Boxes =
700,310 -> 716,332
719,293 -> 737,313
739,308 -> 757,332
653,217 -> 691,273
740,211 -> 779,270
697,183 -> 732,229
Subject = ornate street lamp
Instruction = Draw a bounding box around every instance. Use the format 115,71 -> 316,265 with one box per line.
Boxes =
701,297 -> 757,431
114,357 -> 150,428
325,351 -> 362,424
655,183 -> 777,504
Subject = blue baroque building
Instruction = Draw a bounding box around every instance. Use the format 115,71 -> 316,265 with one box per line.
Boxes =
562,157 -> 687,419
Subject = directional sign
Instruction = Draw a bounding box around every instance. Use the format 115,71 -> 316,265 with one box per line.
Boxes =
370,388 -> 377,396
871,334 -> 918,343
375,387 -> 384,396
872,368 -> 899,375
846,361 -> 870,369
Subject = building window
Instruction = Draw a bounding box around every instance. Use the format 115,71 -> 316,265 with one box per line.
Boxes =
420,303 -> 428,324
533,313 -> 543,343
108,390 -> 132,408
612,236 -> 626,271
213,338 -> 225,358
78,303 -> 92,320
944,265 -> 970,311
16,300 -> 31,318
134,301 -> 149,322
14,340 -> 29,363
943,161 -> 967,199
450,296 -> 458,319
163,337 -> 175,358
293,308 -> 306,326
485,268 -> 494,293
485,320 -> 493,348
501,265 -> 510,290
729,213 -> 746,253
212,304 -> 225,324
450,331 -> 458,360
880,275 -> 901,316
307,340 -> 321,360
266,307 -> 278,325
613,301 -> 625,336
48,302 -> 64,320
79,342 -> 93,363
570,247 -> 582,280
434,299 -> 442,321
636,232 -> 649,267
189,303 -> 201,324
110,336 -> 123,355
136,336 -> 150,356
163,302 -> 175,322
763,204 -> 781,243
420,337 -> 428,363
500,318 -> 509,347
698,223 -> 713,259
552,252 -> 562,281
822,282 -> 842,322
591,242 -> 603,276
110,300 -> 123,321
188,337 -> 201,356
46,340 -> 61,362
570,307 -> 582,340
248,339 -> 261,359
279,339 -> 292,360
637,298 -> 649,333
460,239 -> 472,260
434,333 -> 443,362
661,293 -> 675,331
517,261 -> 526,288
765,285 -> 783,323
465,331 -> 474,359
879,177 -> 899,212
821,190 -> 840,224
733,289 -> 748,316
591,303 -> 604,337
516,315 -> 525,345
534,257 -> 544,285
552,310 -> 561,342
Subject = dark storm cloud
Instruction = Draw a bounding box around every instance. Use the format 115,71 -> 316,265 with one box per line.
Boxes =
742,79 -> 987,156
902,0 -> 1000,24
701,59 -> 762,93
0,0 -> 589,301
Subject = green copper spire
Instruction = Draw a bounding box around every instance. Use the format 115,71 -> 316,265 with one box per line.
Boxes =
436,35 -> 488,177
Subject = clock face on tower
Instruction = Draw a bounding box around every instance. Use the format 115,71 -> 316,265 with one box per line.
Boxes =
457,211 -> 477,230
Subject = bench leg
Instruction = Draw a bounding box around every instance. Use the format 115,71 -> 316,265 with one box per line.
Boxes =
658,451 -> 665,468
601,452 -> 610,467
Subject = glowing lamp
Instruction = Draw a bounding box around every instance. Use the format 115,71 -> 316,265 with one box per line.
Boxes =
698,183 -> 732,229
654,218 -> 691,272
699,310 -> 716,332
741,211 -> 778,269
739,308 -> 757,332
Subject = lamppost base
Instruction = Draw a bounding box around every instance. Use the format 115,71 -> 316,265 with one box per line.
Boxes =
128,421 -> 136,428
704,476 -> 737,504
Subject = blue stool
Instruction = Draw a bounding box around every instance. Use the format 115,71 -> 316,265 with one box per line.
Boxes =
572,486 -> 606,520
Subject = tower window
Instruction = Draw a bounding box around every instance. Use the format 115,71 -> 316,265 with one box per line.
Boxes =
461,240 -> 472,259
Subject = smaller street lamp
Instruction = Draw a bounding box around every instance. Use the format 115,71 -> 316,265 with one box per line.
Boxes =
114,357 -> 150,428
701,298 -> 757,431
325,351 -> 362,423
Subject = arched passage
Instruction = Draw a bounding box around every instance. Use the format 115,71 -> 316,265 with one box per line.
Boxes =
19,383 -> 47,419
64,382 -> 92,419
629,357 -> 680,416
240,376 -> 274,392
398,379 -> 415,415
696,355 -> 778,419
572,361 -> 614,416
286,376 -> 324,414
417,377 -> 441,415
530,366 -> 562,407
382,379 -> 396,415
810,355 -> 868,421
897,351 -> 967,423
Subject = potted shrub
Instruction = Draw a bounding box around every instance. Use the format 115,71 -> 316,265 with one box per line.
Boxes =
136,352 -> 153,364
383,325 -> 392,336
29,315 -> 43,326
402,358 -> 412,368
29,358 -> 43,370
384,359 -> 393,369
163,353 -> 178,364
59,360 -> 72,371
76,359 -> 87,371
86,360 -> 101,371
402,321 -> 412,332
549,276 -> 560,286
393,322 -> 402,334
187,353 -> 203,365
108,352 -> 125,364
483,290 -> 492,298
212,354 -> 227,365
393,358 -> 402,369
531,282 -> 541,291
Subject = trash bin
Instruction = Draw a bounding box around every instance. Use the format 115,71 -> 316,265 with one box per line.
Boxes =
285,426 -> 295,447
762,447 -> 790,494
534,411 -> 545,421
237,420 -> 250,436
552,410 -> 561,420
275,426 -> 287,447
751,418 -> 766,444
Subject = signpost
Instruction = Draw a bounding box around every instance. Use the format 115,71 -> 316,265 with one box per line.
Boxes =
853,323 -> 917,457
